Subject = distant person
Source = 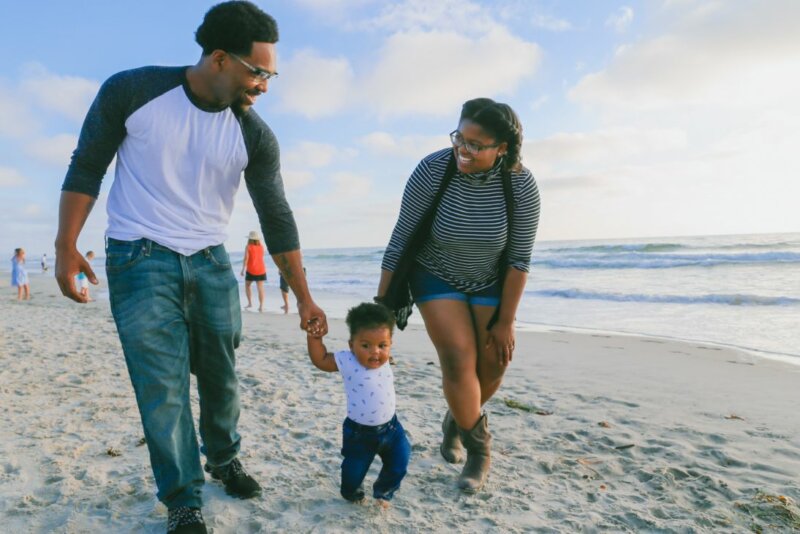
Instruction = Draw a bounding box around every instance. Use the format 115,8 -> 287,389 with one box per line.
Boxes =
54,2 -> 327,532
41,253 -> 48,272
279,266 -> 305,313
11,248 -> 30,300
377,98 -> 540,493
306,302 -> 411,509
241,231 -> 266,312
76,250 -> 96,301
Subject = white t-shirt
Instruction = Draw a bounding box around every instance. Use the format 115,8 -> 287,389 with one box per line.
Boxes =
334,350 -> 396,426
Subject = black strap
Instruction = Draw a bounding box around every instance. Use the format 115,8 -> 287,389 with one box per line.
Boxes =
383,153 -> 457,329
487,168 -> 514,329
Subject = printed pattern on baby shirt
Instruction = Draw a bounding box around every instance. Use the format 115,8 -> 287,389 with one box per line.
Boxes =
334,350 -> 396,426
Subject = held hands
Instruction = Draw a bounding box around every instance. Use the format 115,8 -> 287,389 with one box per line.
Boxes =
55,245 -> 98,303
298,299 -> 328,338
486,320 -> 515,367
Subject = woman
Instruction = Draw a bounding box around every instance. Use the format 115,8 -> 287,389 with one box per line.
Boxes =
11,248 -> 31,300
241,230 -> 267,312
378,98 -> 540,492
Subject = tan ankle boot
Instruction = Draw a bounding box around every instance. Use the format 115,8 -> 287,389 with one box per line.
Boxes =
457,413 -> 492,493
440,410 -> 465,464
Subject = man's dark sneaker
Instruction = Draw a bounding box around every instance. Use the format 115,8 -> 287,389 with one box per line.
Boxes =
167,507 -> 207,534
204,457 -> 262,499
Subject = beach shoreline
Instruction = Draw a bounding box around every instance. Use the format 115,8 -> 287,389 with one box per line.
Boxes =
2,276 -> 799,532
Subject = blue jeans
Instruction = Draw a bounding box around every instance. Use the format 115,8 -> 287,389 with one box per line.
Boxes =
340,415 -> 411,502
106,238 -> 242,509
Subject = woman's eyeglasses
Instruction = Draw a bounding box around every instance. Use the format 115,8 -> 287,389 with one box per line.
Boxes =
229,53 -> 278,81
449,130 -> 499,155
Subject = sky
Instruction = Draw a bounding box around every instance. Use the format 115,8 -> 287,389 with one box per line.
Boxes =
1,0 -> 798,258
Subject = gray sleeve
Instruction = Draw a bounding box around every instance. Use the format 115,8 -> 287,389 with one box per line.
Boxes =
61,66 -> 185,198
240,111 -> 300,255
61,73 -> 128,198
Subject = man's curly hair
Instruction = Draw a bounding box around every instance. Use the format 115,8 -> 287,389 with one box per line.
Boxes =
195,1 -> 279,56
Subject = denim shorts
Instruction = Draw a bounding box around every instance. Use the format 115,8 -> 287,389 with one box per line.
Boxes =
409,266 -> 500,307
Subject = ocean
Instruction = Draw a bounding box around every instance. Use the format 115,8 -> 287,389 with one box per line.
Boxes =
10,232 -> 799,363
294,232 -> 800,364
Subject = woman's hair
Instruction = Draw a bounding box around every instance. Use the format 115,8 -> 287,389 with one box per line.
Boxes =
248,239 -> 260,245
195,1 -> 279,56
14,248 -> 22,255
346,302 -> 396,337
460,97 -> 524,172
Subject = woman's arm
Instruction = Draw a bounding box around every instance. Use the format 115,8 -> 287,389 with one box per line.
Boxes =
486,267 -> 529,366
241,247 -> 248,276
376,269 -> 394,299
307,335 -> 338,373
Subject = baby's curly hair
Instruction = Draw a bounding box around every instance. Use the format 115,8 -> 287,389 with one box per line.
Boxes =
195,1 -> 279,56
345,303 -> 396,338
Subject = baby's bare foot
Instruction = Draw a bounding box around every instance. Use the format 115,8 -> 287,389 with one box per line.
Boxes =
375,499 -> 390,510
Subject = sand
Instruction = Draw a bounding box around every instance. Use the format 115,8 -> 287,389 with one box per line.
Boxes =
1,274 -> 799,532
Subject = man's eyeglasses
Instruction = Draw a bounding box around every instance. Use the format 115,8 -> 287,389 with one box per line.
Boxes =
449,130 -> 500,155
229,53 -> 278,81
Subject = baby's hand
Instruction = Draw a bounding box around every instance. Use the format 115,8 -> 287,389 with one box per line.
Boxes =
306,330 -> 326,340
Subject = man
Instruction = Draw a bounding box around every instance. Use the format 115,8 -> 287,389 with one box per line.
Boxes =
54,3 -> 327,533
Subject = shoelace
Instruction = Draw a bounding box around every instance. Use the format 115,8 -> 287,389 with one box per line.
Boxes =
228,458 -> 246,477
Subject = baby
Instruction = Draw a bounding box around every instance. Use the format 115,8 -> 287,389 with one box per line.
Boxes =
306,302 -> 411,509
76,250 -> 96,301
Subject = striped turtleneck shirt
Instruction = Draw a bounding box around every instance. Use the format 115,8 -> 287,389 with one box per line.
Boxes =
382,148 -> 541,292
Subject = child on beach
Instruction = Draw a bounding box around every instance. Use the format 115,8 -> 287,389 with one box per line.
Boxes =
11,248 -> 30,300
76,250 -> 95,301
306,302 -> 411,509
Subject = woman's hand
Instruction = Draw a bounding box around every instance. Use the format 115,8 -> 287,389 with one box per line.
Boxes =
486,319 -> 515,367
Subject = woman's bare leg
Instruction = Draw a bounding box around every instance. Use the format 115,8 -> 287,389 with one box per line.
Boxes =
244,280 -> 253,308
471,304 -> 508,405
256,280 -> 265,312
417,299 -> 481,430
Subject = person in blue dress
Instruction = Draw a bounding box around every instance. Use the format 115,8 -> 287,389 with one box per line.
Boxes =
11,248 -> 30,300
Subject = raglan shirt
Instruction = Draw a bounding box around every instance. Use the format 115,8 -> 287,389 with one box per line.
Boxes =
333,350 -> 396,426
382,148 -> 541,293
61,66 -> 298,256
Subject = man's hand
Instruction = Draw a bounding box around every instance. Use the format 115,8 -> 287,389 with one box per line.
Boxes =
297,299 -> 328,337
55,245 -> 97,303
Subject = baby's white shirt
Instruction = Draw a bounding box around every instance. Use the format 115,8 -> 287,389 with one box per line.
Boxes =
334,350 -> 396,426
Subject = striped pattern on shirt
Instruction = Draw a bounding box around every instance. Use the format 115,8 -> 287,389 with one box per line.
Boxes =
382,148 -> 541,292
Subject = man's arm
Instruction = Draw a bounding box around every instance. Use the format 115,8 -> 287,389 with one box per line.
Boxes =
272,250 -> 328,336
55,191 -> 98,303
307,334 -> 337,373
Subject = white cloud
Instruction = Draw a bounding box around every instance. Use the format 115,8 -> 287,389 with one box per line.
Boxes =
365,0 -> 492,34
19,63 -> 99,123
276,49 -> 354,118
0,83 -> 39,139
21,203 -> 43,217
532,13 -> 573,32
0,166 -> 27,187
606,6 -> 634,33
527,127 -> 687,172
25,133 -> 78,167
328,171 -> 372,199
361,28 -> 541,117
283,141 -> 338,169
359,132 -> 445,159
530,95 -> 549,111
571,2 -> 800,112
282,169 -> 315,191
